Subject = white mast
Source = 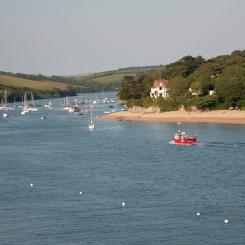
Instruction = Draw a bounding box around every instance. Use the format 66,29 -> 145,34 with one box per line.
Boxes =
31,92 -> 35,106
3,89 -> 8,110
90,109 -> 93,124
2,89 -> 9,118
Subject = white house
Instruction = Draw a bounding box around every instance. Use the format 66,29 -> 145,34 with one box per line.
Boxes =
188,87 -> 202,96
150,80 -> 168,99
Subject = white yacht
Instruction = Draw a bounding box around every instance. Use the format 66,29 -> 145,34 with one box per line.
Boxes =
88,108 -> 95,130
2,90 -> 9,118
21,93 -> 30,115
28,92 -> 38,112
44,101 -> 52,108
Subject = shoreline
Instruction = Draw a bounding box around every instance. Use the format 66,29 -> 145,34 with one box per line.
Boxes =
97,110 -> 245,125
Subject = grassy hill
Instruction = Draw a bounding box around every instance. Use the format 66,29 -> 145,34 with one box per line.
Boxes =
0,65 -> 163,101
0,74 -> 69,90
0,73 -> 75,102
72,66 -> 163,86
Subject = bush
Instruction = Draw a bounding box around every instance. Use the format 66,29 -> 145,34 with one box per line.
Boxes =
156,97 -> 181,112
126,99 -> 144,108
193,96 -> 217,111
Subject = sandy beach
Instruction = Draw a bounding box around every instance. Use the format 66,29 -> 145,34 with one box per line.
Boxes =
98,110 -> 245,125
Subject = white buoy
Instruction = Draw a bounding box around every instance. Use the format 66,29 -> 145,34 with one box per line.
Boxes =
224,219 -> 229,224
79,191 -> 83,195
30,183 -> 33,187
196,212 -> 200,216
121,202 -> 126,207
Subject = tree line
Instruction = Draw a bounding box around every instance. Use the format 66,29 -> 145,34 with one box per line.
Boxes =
118,50 -> 245,111
0,71 -> 120,98
0,85 -> 78,103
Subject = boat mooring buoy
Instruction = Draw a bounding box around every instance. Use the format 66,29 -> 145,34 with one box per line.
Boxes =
121,202 -> 126,207
224,219 -> 229,224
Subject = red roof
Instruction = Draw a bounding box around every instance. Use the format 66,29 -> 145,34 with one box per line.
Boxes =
153,80 -> 168,88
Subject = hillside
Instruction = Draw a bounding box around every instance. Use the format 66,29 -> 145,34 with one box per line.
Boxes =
69,66 -> 163,92
73,66 -> 163,84
0,73 -> 75,102
0,65 -> 163,101
0,74 -> 69,90
118,50 -> 245,111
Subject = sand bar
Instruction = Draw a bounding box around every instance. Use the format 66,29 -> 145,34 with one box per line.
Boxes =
97,110 -> 245,125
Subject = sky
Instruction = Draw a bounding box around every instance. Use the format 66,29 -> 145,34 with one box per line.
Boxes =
0,0 -> 244,75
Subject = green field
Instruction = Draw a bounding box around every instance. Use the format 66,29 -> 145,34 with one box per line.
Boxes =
0,74 -> 69,90
0,65 -> 163,97
72,66 -> 163,85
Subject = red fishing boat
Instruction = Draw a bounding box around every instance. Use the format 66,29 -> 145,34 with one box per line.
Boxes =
170,131 -> 197,145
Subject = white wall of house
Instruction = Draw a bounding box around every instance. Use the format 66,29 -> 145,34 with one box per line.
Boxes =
150,81 -> 168,99
150,86 -> 168,99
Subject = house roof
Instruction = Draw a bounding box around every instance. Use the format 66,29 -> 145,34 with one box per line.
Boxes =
153,80 -> 168,88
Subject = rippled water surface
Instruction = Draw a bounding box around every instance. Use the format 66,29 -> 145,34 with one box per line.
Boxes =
0,92 -> 245,245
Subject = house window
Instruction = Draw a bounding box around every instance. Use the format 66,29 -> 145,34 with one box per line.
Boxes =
159,87 -> 162,90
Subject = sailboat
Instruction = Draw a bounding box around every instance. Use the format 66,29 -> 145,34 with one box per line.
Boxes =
63,96 -> 71,111
21,92 -> 29,115
13,96 -> 16,109
88,108 -> 95,130
44,101 -> 52,108
2,89 -> 9,118
28,92 -> 38,111
0,98 -> 4,110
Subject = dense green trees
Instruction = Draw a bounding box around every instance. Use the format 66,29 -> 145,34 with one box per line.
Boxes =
168,76 -> 190,97
118,75 -> 145,100
118,50 -> 245,111
215,65 -> 245,107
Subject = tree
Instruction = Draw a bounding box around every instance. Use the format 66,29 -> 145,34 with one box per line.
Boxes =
167,76 -> 190,96
215,65 -> 245,107
118,76 -> 144,100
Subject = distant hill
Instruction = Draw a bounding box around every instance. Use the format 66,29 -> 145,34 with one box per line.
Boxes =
0,65 -> 164,101
70,65 -> 164,89
0,74 -> 69,90
0,73 -> 76,102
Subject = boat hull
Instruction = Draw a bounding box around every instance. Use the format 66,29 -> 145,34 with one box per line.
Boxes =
169,140 -> 197,145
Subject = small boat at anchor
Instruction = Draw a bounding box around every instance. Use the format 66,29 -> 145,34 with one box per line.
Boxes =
44,101 -> 52,108
170,131 -> 197,145
88,108 -> 95,130
2,89 -> 10,118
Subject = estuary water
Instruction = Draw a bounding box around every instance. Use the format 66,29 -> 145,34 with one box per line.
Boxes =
0,92 -> 245,245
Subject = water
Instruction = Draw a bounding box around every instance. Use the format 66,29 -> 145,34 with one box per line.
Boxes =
0,92 -> 245,245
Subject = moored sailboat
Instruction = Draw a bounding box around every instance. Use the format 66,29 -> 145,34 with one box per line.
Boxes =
2,89 -> 9,118
88,108 -> 95,130
21,92 -> 29,115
